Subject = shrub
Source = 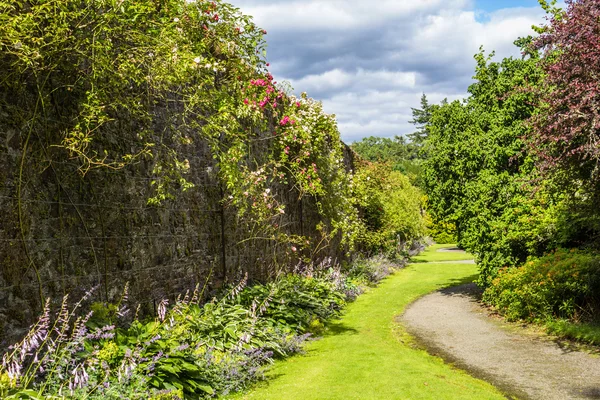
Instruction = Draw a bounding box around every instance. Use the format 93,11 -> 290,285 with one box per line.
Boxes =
0,254 -> 405,399
424,214 -> 456,244
345,256 -> 402,286
483,249 -> 600,322
234,272 -> 346,334
353,163 -> 426,259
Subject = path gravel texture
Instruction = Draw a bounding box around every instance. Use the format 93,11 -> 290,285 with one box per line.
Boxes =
402,282 -> 600,400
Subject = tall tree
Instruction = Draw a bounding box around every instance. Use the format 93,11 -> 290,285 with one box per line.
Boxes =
531,0 -> 600,186
408,93 -> 439,147
528,0 -> 600,244
423,47 -> 549,284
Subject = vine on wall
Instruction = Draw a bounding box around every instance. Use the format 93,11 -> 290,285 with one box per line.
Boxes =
0,0 -> 426,293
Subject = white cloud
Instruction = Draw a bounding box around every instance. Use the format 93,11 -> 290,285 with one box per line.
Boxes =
323,90 -> 465,142
232,0 -> 548,142
289,69 -> 416,97
237,0 -> 470,30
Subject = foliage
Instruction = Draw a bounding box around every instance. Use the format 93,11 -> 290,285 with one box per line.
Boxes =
0,0 -> 399,275
0,0 -> 428,397
545,319 -> 600,346
233,272 -> 346,334
0,253 -> 406,399
530,0 -> 600,176
350,94 -> 438,190
0,0 -> 429,395
424,214 -> 456,244
422,0 -> 600,291
415,0 -> 600,346
483,249 -> 600,323
350,94 -> 437,188
0,0 -> 265,175
351,136 -> 416,164
408,93 -> 440,152
527,0 -> 600,245
423,44 -> 553,284
350,136 -> 425,187
343,256 -> 402,287
352,162 -> 426,259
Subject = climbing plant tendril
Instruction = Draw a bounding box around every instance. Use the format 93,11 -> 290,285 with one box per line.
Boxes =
0,0 -> 383,262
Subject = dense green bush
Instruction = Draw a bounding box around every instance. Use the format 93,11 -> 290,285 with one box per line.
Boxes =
483,249 -> 600,323
424,214 -> 456,244
234,274 -> 346,334
352,162 -> 426,259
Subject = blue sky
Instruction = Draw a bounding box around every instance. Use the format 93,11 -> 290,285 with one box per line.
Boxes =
476,0 -> 541,12
234,0 -> 553,142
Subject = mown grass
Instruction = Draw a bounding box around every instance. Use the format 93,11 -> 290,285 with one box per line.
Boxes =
227,246 -> 505,400
410,243 -> 474,263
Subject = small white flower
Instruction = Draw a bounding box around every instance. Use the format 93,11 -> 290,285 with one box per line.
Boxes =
193,56 -> 201,64
173,17 -> 180,22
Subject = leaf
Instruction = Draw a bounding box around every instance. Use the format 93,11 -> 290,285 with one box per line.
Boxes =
197,384 -> 214,394
159,364 -> 179,375
5,390 -> 45,399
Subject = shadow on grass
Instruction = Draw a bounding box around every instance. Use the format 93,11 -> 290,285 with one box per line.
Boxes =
323,320 -> 359,337
438,274 -> 480,291
579,386 -> 600,398
408,258 -> 475,264
407,258 -> 429,263
437,247 -> 462,252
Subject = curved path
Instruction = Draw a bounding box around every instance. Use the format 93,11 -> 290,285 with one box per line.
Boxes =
403,251 -> 600,400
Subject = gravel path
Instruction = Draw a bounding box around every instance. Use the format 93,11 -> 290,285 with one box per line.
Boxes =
402,282 -> 600,400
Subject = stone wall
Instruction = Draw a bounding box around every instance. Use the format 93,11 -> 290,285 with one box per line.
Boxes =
0,111 -> 355,345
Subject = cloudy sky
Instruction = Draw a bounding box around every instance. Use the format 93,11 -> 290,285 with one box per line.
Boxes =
233,0 -> 555,142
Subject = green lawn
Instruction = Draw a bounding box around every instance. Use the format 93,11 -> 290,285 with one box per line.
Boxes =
227,246 -> 506,400
409,244 -> 474,263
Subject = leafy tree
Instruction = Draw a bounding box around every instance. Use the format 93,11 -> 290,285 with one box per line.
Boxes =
350,136 -> 412,164
531,0 -> 600,174
350,135 -> 425,186
351,95 -> 443,188
529,0 -> 600,242
424,46 -> 553,284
